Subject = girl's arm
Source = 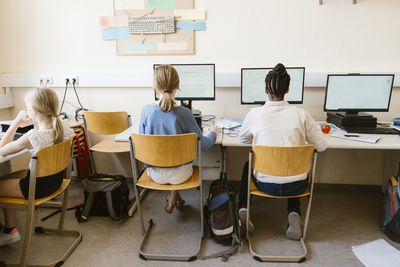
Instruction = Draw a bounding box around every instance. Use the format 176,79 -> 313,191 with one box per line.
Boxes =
0,110 -> 32,156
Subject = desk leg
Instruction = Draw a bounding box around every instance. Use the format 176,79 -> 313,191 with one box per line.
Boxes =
220,146 -> 227,179
381,150 -> 400,193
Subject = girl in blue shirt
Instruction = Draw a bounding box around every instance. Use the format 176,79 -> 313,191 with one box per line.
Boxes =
139,64 -> 219,213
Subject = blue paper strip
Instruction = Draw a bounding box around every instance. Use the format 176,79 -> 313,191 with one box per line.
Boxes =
175,22 -> 206,31
102,28 -> 131,40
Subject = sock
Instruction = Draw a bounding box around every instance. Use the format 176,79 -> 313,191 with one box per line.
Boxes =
3,227 -> 16,234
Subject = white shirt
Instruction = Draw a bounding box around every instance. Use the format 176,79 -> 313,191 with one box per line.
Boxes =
239,101 -> 328,184
26,120 -> 75,155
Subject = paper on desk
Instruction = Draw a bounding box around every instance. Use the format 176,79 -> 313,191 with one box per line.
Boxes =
114,125 -> 136,142
215,119 -> 243,129
330,131 -> 381,144
352,239 -> 400,267
390,125 -> 400,131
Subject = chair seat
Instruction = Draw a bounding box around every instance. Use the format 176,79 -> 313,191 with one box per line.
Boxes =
137,166 -> 200,191
250,179 -> 310,198
90,138 -> 130,153
0,179 -> 70,206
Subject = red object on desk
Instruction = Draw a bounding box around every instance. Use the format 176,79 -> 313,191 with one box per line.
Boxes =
321,124 -> 331,134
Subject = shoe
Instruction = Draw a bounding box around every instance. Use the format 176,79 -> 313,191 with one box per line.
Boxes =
165,194 -> 174,214
238,208 -> 254,234
0,227 -> 21,246
286,212 -> 302,240
175,194 -> 185,211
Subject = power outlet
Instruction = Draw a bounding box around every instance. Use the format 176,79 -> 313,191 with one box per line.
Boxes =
64,76 -> 79,86
39,77 -> 53,87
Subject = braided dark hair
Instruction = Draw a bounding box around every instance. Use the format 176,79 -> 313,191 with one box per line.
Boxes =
265,63 -> 291,98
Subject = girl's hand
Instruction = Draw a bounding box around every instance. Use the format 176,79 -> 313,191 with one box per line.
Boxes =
14,109 -> 30,125
211,125 -> 221,135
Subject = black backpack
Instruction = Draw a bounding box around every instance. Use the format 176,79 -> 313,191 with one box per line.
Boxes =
75,174 -> 131,222
202,175 -> 241,261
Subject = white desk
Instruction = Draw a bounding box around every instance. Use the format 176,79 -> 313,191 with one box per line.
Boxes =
222,131 -> 400,150
219,124 -> 400,188
0,149 -> 29,164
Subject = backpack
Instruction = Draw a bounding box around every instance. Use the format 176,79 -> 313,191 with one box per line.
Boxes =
202,175 -> 241,261
382,176 -> 400,242
75,174 -> 131,222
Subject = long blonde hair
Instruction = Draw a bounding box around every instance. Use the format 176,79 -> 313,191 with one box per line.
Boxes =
154,65 -> 180,113
25,88 -> 64,144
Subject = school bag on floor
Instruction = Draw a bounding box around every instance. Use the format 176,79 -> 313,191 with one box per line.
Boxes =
75,174 -> 130,222
202,174 -> 241,261
382,176 -> 400,242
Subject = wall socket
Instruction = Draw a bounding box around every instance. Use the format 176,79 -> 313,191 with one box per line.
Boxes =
39,77 -> 53,87
64,76 -> 79,86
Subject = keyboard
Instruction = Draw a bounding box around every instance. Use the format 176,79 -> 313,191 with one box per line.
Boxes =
343,126 -> 400,135
128,15 -> 175,34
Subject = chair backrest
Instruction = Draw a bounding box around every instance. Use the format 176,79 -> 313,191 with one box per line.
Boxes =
84,111 -> 128,135
130,133 -> 198,167
35,138 -> 73,177
252,145 -> 314,176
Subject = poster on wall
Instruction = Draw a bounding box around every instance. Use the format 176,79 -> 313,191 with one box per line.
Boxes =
99,0 -> 207,56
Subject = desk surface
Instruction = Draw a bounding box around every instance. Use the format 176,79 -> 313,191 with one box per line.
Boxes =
222,132 -> 400,150
0,149 -> 29,164
219,121 -> 400,150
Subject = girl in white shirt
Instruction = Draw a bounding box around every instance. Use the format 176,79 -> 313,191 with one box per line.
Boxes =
0,88 -> 74,246
238,63 -> 327,240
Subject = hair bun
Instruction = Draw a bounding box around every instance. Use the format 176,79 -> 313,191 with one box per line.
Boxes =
272,63 -> 287,75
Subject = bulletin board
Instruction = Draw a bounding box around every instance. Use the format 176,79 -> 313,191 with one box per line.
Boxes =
113,0 -> 195,56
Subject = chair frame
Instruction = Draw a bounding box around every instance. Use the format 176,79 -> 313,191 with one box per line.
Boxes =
129,133 -> 203,261
0,138 -> 82,267
246,145 -> 318,263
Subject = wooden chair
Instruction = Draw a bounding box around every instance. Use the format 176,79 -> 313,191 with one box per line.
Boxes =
83,111 -> 131,174
0,138 -> 82,267
246,145 -> 317,263
129,133 -> 203,261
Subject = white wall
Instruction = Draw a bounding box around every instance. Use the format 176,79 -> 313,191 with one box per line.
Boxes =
1,0 -> 400,73
1,0 -> 400,184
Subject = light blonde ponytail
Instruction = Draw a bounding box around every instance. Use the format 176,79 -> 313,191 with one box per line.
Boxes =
26,88 -> 64,144
153,65 -> 180,113
54,117 -> 64,144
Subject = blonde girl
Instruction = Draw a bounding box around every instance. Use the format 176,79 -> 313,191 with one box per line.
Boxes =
0,88 -> 74,246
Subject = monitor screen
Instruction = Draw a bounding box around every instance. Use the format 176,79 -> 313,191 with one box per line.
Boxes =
324,74 -> 395,112
241,67 -> 305,104
153,64 -> 215,100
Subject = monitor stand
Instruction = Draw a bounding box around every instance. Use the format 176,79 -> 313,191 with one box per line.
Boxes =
180,100 -> 202,129
335,111 -> 373,118
327,111 -> 377,128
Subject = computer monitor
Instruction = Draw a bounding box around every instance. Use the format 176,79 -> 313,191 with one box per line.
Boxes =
241,67 -> 305,104
324,74 -> 395,116
153,64 -> 215,109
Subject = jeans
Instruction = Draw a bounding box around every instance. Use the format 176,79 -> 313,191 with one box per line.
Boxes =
238,161 -> 308,215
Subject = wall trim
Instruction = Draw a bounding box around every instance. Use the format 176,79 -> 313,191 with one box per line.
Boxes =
1,72 -> 400,88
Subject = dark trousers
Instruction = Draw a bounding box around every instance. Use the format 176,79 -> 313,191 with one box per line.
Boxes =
238,161 -> 308,215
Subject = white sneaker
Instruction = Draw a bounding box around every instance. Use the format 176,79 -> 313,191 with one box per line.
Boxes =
0,227 -> 21,246
238,208 -> 254,234
286,212 -> 302,240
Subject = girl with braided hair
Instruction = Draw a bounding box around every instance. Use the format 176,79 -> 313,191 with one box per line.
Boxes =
238,63 -> 327,240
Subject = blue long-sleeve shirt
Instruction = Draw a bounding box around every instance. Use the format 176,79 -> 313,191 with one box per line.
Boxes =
139,104 -> 216,151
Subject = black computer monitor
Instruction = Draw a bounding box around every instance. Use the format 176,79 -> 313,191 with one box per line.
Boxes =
241,67 -> 305,104
153,64 -> 215,109
324,74 -> 395,116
